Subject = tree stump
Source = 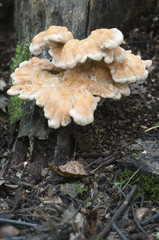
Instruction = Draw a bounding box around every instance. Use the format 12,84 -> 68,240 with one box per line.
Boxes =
10,0 -> 156,176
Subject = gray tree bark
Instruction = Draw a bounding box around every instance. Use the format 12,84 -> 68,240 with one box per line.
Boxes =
11,0 -> 156,173
14,0 -> 156,40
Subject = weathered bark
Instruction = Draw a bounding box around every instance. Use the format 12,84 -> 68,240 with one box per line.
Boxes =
87,0 -> 156,34
10,0 -> 156,176
14,0 -> 89,40
14,0 -> 156,40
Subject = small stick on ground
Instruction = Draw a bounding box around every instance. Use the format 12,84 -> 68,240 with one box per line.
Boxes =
96,185 -> 138,238
0,237 -> 24,240
141,212 -> 159,226
121,168 -> 141,191
112,222 -> 128,240
133,130 -> 159,137
77,153 -> 108,158
117,186 -> 147,235
0,218 -> 37,227
131,202 -> 148,235
90,152 -> 119,174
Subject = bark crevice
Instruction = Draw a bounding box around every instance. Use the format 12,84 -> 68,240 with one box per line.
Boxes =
85,0 -> 91,37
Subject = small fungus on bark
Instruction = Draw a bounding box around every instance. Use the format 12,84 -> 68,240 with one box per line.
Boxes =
7,26 -> 152,129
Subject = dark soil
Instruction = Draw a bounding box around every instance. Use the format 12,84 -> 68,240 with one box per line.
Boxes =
0,7 -> 159,240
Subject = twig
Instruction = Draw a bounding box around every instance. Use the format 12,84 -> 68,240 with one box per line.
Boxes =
77,153 -> 108,158
0,218 -> 37,227
85,157 -> 103,169
132,130 -> 159,137
131,203 -> 148,235
97,185 -> 138,238
141,212 -> 159,226
116,186 -> 127,198
0,237 -> 23,240
112,222 -> 128,240
121,168 -> 141,191
117,186 -> 147,235
86,151 -> 120,170
35,207 -> 60,240
140,191 -> 144,208
90,152 -> 118,174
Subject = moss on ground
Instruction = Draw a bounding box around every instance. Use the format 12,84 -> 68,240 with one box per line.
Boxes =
8,36 -> 31,125
116,169 -> 159,201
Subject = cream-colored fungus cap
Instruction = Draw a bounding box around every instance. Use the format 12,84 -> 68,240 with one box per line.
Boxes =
8,26 -> 152,129
8,58 -> 131,128
49,28 -> 125,69
29,26 -> 73,55
108,50 -> 152,83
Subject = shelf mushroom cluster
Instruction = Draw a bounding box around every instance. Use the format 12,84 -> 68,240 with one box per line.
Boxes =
7,26 -> 152,128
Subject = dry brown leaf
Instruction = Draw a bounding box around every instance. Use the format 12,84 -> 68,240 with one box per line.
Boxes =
136,207 -> 151,221
51,160 -> 87,178
0,226 -> 20,238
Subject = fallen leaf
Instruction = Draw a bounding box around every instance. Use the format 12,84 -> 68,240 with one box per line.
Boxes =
136,207 -> 151,221
62,204 -> 84,231
62,204 -> 77,224
0,226 -> 20,238
51,160 -> 87,178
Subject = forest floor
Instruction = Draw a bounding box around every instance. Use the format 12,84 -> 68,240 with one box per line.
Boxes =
0,11 -> 159,240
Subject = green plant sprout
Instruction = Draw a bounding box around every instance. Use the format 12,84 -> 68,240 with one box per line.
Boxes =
145,113 -> 159,132
8,35 -> 31,125
145,122 -> 159,132
131,153 -> 138,158
115,169 -> 159,201
75,181 -> 88,196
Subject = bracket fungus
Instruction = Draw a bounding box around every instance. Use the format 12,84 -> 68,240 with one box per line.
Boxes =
7,26 -> 152,129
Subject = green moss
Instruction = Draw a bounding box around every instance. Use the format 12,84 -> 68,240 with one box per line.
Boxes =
10,35 -> 31,72
8,95 -> 25,125
116,169 -> 159,201
8,35 -> 31,125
